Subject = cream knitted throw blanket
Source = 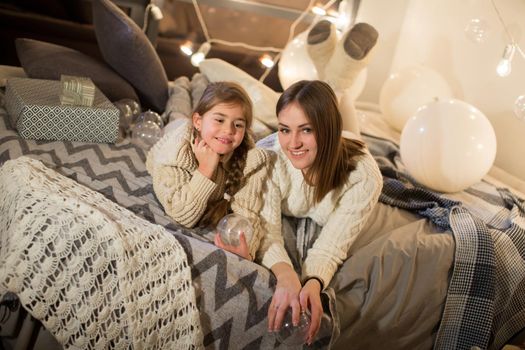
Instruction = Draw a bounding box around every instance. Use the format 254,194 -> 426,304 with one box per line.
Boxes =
0,157 -> 203,349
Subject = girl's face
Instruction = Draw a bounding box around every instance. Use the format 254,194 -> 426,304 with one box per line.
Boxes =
193,102 -> 246,155
277,102 -> 318,174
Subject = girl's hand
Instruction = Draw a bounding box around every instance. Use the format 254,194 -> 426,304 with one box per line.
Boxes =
299,279 -> 323,345
214,232 -> 251,260
193,137 -> 220,179
267,263 -> 302,333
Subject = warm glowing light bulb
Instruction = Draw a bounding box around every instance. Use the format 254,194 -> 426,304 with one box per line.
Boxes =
496,44 -> 515,77
190,42 -> 211,67
312,5 -> 326,16
180,40 -> 193,56
259,54 -> 275,68
150,4 -> 164,20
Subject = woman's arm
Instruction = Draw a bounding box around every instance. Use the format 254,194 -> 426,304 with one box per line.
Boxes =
302,152 -> 382,287
268,262 -> 302,332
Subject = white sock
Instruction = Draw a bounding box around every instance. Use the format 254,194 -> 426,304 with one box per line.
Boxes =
325,22 -> 378,92
306,20 -> 337,80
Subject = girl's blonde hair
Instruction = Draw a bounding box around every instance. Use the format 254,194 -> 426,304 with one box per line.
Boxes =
194,81 -> 255,226
276,80 -> 365,203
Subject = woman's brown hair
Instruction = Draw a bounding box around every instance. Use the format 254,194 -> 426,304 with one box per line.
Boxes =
276,80 -> 365,203
194,81 -> 255,226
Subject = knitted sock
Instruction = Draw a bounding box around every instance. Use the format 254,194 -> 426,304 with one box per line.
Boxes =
306,20 -> 337,80
325,22 -> 379,92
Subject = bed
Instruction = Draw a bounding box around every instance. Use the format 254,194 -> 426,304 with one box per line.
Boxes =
1,61 -> 525,350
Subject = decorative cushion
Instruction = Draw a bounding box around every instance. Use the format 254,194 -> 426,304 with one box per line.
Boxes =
92,0 -> 169,113
199,58 -> 280,130
15,38 -> 139,102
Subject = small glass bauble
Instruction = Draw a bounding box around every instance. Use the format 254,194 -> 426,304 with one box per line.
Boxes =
216,213 -> 253,246
514,95 -> 525,121
114,99 -> 141,137
134,110 -> 164,129
131,121 -> 162,150
464,18 -> 490,44
276,310 -> 310,346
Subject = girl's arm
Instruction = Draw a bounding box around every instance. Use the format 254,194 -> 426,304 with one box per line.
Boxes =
150,160 -> 217,227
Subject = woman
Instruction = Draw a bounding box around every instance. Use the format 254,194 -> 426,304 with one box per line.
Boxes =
225,80 -> 383,345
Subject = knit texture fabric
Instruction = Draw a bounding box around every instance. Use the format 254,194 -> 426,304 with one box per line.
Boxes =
0,157 -> 203,349
258,134 -> 383,286
146,119 -> 275,259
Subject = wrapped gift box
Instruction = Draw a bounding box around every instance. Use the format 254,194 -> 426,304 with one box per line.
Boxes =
5,77 -> 119,143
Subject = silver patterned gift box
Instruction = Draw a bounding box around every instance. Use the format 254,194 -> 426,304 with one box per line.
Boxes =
5,77 -> 119,143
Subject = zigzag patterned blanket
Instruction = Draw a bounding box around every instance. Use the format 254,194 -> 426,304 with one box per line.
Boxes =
0,94 -> 304,349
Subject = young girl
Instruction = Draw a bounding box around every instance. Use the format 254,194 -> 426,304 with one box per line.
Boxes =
220,80 -> 382,344
146,81 -> 274,260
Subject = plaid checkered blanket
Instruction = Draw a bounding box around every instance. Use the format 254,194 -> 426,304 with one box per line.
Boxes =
365,133 -> 525,350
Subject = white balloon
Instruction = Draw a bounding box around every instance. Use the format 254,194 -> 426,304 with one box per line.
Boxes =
400,99 -> 497,193
278,31 -> 318,90
278,30 -> 367,100
380,65 -> 453,132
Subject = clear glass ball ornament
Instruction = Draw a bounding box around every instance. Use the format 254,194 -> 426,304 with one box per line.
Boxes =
134,110 -> 164,129
276,310 -> 310,346
514,95 -> 525,121
131,121 -> 162,150
216,213 -> 253,246
114,99 -> 141,137
464,18 -> 490,44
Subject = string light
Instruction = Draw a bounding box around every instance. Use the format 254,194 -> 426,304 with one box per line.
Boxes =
143,2 -> 164,31
259,54 -> 275,68
312,5 -> 327,16
188,0 -> 346,81
490,0 -> 525,77
180,40 -> 194,56
496,43 -> 515,77
191,42 -> 211,67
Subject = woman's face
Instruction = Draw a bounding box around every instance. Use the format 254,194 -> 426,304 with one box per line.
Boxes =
277,102 -> 318,173
193,102 -> 246,155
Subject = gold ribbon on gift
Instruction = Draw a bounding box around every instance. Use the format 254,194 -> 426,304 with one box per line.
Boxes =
60,75 -> 96,107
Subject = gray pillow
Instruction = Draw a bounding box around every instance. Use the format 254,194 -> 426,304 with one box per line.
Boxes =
15,38 -> 139,103
92,0 -> 169,113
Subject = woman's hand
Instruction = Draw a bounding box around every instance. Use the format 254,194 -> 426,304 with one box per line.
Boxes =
193,137 -> 220,179
268,263 -> 302,333
300,279 -> 323,345
214,232 -> 251,260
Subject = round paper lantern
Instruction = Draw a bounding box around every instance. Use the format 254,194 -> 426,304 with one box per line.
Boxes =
380,65 -> 453,132
400,99 -> 497,193
278,31 -> 367,101
278,31 -> 318,90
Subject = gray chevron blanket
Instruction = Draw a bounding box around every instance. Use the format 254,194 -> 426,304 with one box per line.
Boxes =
0,92 -> 308,349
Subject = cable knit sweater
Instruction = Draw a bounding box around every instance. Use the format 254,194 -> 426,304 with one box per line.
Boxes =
146,120 -> 275,258
258,140 -> 383,288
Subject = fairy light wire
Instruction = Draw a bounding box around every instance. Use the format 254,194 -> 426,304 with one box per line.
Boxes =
490,0 -> 525,59
189,0 -> 343,81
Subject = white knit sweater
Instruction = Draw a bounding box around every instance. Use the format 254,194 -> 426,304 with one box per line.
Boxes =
258,141 -> 383,287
